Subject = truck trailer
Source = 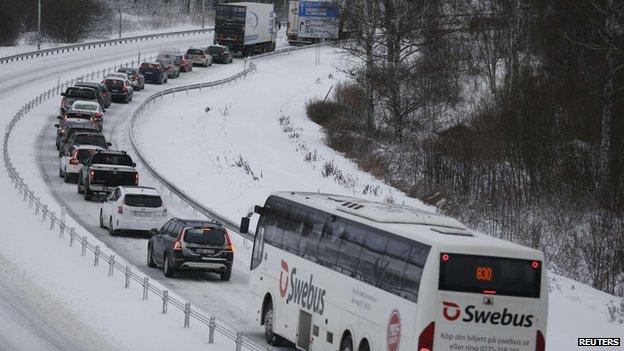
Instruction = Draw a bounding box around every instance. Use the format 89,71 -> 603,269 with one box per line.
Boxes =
214,2 -> 277,56
287,0 -> 347,45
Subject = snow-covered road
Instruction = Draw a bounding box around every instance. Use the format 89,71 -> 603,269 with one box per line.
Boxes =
0,32 -> 263,349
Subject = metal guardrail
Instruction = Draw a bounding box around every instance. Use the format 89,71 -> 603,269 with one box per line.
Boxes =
0,28 -> 213,65
127,44 -> 326,240
2,59 -> 268,351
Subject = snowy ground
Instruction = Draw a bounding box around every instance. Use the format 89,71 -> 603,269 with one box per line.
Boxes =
133,47 -> 624,350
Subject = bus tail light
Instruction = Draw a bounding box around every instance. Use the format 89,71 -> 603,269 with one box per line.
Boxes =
418,322 -> 435,351
535,330 -> 545,351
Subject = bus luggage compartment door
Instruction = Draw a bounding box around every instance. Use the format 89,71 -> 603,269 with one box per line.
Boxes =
296,310 -> 312,350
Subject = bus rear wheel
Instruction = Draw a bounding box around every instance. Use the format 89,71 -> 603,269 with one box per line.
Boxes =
340,333 -> 353,351
263,301 -> 283,346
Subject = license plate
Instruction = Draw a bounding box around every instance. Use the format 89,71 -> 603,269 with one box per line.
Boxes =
196,249 -> 214,254
134,211 -> 151,217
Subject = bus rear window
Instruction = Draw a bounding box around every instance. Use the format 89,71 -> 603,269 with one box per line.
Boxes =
439,253 -> 541,298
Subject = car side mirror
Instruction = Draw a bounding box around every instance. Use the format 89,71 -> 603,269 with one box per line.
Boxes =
107,142 -> 112,147
54,123 -> 60,128
240,217 -> 250,234
150,228 -> 159,236
132,162 -> 136,167
57,116 -> 62,120
60,92 -> 66,97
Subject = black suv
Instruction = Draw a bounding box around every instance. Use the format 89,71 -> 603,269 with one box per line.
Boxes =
75,82 -> 111,109
206,45 -> 233,64
139,61 -> 168,84
147,218 -> 234,281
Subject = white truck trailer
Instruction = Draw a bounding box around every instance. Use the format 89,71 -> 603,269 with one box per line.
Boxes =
214,2 -> 277,56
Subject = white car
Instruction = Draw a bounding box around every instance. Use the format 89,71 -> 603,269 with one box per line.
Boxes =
59,144 -> 104,182
68,100 -> 103,131
100,186 -> 168,235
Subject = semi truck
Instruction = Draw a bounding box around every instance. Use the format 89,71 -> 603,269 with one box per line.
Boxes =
214,2 -> 277,56
287,0 -> 347,45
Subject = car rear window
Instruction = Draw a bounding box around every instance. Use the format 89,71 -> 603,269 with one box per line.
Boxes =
66,88 -> 95,99
184,228 -> 226,246
66,113 -> 91,119
187,49 -> 205,55
90,153 -> 133,166
75,135 -> 106,147
104,80 -> 124,90
208,46 -> 224,54
124,194 -> 163,208
73,104 -> 98,111
76,149 -> 98,163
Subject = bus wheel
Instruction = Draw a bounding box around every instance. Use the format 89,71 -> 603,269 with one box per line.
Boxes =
263,300 -> 282,346
340,332 -> 353,351
358,338 -> 370,351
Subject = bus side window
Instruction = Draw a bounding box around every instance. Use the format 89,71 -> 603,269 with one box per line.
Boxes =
279,206 -> 305,255
336,221 -> 363,277
300,210 -> 324,263
317,220 -> 342,270
401,243 -> 430,302
378,238 -> 409,294
357,230 -> 387,285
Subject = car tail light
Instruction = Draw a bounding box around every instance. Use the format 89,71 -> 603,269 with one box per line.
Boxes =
94,112 -> 102,119
134,173 -> 139,185
225,230 -> 235,252
117,201 -> 124,214
418,322 -> 435,351
173,240 -> 182,251
535,330 -> 545,351
89,170 -> 95,181
122,86 -> 128,93
69,157 -> 78,165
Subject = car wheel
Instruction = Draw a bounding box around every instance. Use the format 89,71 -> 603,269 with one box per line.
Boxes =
64,172 -> 71,183
59,167 -> 64,178
147,244 -> 157,268
163,253 -> 175,277
263,301 -> 283,346
99,210 -> 105,228
77,178 -> 84,194
219,269 -> 231,281
109,217 -> 116,236
84,185 -> 92,201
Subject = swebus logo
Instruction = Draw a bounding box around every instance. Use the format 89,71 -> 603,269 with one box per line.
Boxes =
279,259 -> 327,315
442,301 -> 534,327
387,310 -> 401,351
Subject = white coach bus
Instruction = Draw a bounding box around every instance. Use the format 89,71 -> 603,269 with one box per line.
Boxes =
239,192 -> 548,351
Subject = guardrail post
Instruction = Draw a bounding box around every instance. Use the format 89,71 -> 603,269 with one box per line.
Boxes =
69,227 -> 76,247
23,187 -> 28,202
235,332 -> 243,351
59,219 -> 65,238
49,212 -> 56,230
81,236 -> 87,256
162,290 -> 168,314
125,266 -> 131,288
41,204 -> 47,222
142,277 -> 149,300
94,246 -> 100,266
184,302 -> 191,328
208,317 -> 215,343
138,53 -> 141,63
108,255 -> 115,276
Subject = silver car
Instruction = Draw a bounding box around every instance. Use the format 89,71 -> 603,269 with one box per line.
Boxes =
186,47 -> 213,67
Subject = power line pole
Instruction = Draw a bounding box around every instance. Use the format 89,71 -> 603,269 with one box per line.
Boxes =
117,0 -> 122,39
202,0 -> 205,29
37,0 -> 42,50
